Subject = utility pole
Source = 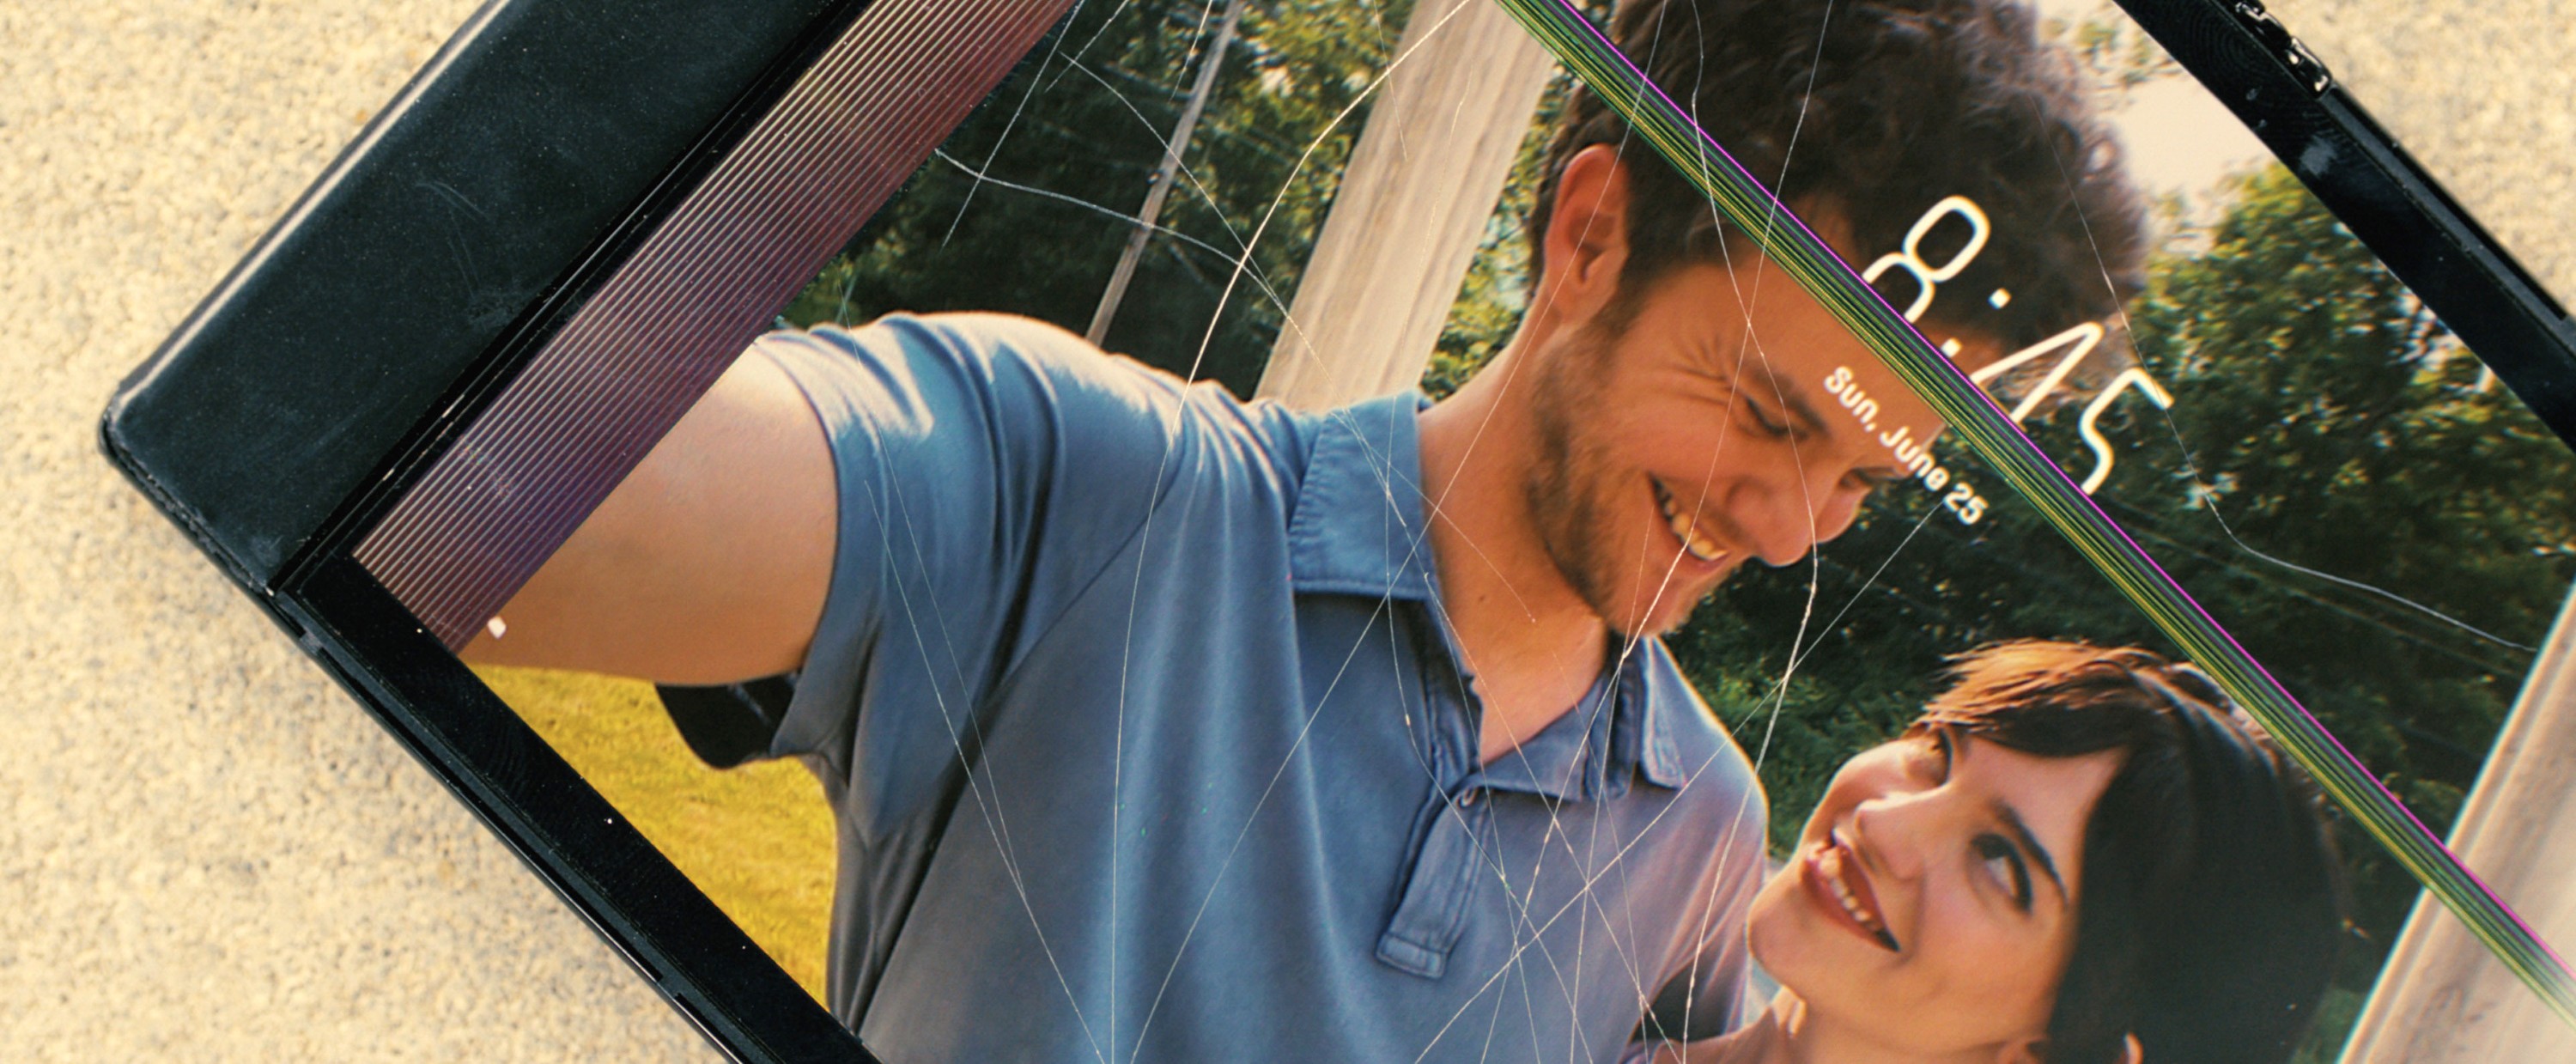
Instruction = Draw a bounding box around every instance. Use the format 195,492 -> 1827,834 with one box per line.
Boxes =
1087,0 -> 1247,345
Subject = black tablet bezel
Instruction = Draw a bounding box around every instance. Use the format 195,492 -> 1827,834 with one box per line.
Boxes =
99,1 -> 2576,1061
106,0 -> 884,1058
2120,1 -> 2576,443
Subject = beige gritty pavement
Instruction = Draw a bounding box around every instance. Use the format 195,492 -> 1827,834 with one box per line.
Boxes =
0,0 -> 2568,1061
2267,0 -> 2576,295
0,0 -> 718,1060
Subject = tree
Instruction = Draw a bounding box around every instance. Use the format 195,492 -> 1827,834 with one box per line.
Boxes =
1662,167 -> 2576,1055
768,4 -> 2576,1049
780,0 -> 1418,398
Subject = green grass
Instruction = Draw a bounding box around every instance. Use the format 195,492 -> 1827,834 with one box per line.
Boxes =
473,665 -> 835,1003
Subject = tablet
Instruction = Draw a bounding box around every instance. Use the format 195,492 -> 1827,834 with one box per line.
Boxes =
101,0 -> 2576,1061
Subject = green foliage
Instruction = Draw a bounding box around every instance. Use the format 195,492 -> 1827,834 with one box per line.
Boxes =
1659,166 -> 2576,1054
760,4 -> 2576,1047
780,0 -> 1417,398
2050,2 -> 2183,94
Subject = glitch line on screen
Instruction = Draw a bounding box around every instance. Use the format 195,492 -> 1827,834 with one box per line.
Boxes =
1489,0 -> 2576,1030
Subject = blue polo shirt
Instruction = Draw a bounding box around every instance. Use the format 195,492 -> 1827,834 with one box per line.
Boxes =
740,313 -> 1767,1063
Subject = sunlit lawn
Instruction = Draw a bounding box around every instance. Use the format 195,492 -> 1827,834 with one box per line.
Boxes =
472,665 -> 834,1003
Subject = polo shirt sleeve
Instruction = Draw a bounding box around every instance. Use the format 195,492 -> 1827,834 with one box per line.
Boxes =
745,312 -> 1218,828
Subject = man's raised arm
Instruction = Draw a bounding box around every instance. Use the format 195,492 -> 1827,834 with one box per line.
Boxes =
459,349 -> 836,685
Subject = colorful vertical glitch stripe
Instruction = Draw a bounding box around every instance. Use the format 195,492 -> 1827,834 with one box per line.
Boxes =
356,0 -> 1076,649
1487,0 -> 2576,1030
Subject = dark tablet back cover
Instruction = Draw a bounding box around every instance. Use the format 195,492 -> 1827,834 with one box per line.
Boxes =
100,0 -> 838,594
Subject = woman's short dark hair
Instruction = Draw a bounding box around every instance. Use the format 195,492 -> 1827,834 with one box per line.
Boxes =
1919,641 -> 2345,1064
1533,0 -> 2148,365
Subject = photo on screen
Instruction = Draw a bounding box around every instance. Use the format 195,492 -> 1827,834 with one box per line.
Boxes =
355,1 -> 2576,1061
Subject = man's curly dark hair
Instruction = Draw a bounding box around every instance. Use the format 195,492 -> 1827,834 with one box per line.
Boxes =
1531,0 -> 2148,368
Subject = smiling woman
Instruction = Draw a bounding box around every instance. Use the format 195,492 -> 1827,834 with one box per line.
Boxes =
1647,641 -> 2345,1064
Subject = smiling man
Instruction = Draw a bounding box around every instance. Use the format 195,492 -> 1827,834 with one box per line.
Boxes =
464,1 -> 2148,1061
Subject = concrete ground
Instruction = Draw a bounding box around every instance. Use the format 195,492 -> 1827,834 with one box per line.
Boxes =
0,0 -> 2567,1060
1,0 -> 715,1059
2269,0 -> 2576,295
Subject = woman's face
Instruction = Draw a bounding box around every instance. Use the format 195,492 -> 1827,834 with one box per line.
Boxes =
1747,724 -> 2124,1061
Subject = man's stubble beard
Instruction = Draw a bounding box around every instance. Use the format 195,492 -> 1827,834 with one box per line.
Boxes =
1522,322 -> 1707,640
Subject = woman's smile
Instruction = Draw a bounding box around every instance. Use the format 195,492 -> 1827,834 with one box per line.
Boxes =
1801,835 -> 1898,952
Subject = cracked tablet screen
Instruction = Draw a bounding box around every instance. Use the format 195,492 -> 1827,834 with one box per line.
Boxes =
368,2 -> 2576,1061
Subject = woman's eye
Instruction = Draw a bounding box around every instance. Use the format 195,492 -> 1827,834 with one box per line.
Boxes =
1975,833 -> 2034,911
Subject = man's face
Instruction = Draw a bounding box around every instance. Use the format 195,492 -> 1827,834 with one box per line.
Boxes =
1522,258 -> 1984,638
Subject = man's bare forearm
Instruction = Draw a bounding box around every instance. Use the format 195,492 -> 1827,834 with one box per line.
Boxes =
459,349 -> 836,684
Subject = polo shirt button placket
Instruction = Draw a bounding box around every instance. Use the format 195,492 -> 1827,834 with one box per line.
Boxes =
1376,644 -> 1497,981
1375,781 -> 1492,981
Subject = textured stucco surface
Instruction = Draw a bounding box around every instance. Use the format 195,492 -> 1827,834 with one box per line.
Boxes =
0,0 -> 2566,1060
0,1 -> 717,1059
2266,0 -> 2576,302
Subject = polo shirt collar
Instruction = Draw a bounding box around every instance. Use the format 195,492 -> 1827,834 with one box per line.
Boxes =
1475,642 -> 1690,799
1285,394 -> 1440,603
1285,393 -> 1690,795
